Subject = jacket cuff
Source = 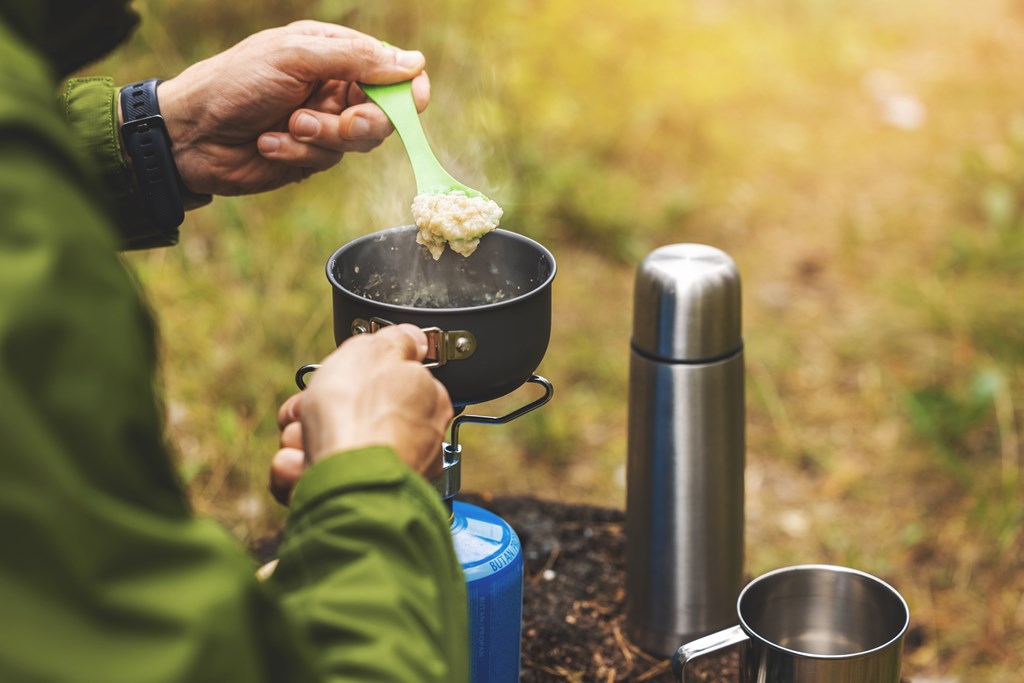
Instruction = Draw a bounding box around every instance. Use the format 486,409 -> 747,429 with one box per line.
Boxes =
59,77 -> 177,250
289,445 -> 447,523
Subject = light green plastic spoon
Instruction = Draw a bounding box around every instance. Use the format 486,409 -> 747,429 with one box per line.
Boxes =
361,80 -> 487,199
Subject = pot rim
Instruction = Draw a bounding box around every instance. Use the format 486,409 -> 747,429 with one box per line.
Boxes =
324,226 -> 557,315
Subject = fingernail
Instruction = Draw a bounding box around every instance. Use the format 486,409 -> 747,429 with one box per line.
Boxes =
348,115 -> 370,138
294,112 -> 320,138
258,135 -> 280,154
396,49 -> 424,68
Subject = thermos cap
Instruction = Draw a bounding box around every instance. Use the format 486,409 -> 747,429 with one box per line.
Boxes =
632,244 -> 742,361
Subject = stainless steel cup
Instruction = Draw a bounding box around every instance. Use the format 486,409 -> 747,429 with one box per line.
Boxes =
625,244 -> 745,656
674,564 -> 910,683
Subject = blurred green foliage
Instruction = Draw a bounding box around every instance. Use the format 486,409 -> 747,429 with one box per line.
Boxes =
901,369 -> 1004,486
82,1 -> 1024,679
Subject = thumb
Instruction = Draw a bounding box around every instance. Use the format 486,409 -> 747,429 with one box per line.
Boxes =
289,34 -> 425,84
270,447 -> 306,505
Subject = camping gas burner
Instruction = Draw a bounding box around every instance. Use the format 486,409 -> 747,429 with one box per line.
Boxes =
434,375 -> 554,504
439,376 -> 553,683
299,225 -> 557,683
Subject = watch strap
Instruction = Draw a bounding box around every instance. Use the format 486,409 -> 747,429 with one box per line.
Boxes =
120,79 -> 211,234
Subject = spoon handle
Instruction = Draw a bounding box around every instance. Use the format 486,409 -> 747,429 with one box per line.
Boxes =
361,81 -> 456,194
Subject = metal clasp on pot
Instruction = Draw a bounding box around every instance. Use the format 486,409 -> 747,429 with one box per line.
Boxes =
351,317 -> 476,368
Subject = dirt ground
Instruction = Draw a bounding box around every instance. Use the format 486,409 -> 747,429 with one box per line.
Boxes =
472,493 -> 923,683
466,493 -> 732,683
257,493 -> 921,682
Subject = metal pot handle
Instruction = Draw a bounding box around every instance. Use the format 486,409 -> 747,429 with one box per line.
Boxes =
672,625 -> 748,682
351,317 -> 476,368
295,364 -> 320,390
294,317 -> 479,390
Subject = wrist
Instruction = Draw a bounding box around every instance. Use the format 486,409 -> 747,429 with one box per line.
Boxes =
115,90 -> 125,158
307,427 -> 381,466
303,407 -> 395,467
155,79 -> 196,155
155,77 -> 203,195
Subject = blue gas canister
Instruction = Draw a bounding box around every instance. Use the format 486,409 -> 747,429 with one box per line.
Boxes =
451,500 -> 523,683
440,378 -> 552,683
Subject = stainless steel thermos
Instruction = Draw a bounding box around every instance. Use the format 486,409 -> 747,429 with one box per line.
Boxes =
625,244 -> 745,657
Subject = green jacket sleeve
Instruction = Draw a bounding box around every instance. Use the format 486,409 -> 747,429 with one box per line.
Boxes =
0,21 -> 468,683
58,76 -> 181,250
273,449 -> 470,683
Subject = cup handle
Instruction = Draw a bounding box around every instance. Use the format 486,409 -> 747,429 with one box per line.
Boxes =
295,364 -> 321,390
672,625 -> 749,682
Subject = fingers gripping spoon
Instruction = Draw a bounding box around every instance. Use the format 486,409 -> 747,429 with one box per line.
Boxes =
361,80 -> 503,259
361,81 -> 485,198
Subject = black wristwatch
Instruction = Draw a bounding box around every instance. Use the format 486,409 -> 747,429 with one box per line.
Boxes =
119,79 -> 212,234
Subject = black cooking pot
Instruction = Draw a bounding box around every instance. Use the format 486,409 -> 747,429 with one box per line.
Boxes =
319,225 -> 556,407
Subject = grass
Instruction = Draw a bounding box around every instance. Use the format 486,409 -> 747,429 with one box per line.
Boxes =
83,0 -> 1024,679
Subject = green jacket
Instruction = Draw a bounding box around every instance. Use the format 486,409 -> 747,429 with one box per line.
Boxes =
0,8 -> 469,683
